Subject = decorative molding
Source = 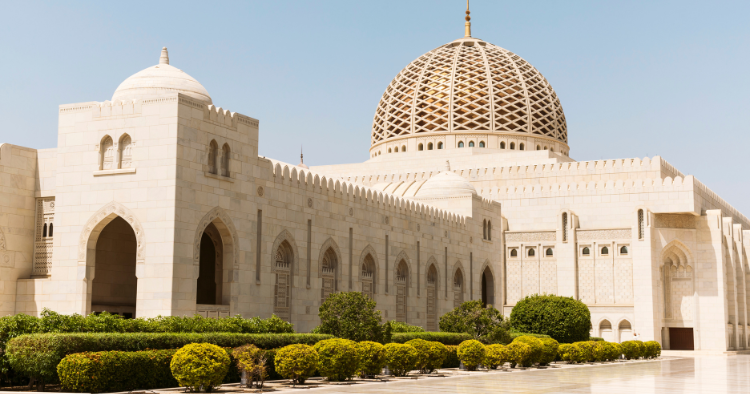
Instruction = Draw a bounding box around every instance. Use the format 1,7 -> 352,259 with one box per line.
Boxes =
93,168 -> 136,176
505,231 -> 555,242
79,202 -> 145,262
577,229 -> 632,241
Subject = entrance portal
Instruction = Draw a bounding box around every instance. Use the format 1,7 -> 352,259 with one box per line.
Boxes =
481,267 -> 494,307
669,327 -> 694,350
91,217 -> 138,318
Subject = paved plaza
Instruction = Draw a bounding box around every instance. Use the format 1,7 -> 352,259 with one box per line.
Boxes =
267,356 -> 750,394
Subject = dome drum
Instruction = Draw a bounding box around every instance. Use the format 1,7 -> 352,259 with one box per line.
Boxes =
370,37 -> 568,157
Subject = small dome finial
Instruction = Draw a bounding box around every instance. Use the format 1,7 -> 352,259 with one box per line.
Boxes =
298,146 -> 309,169
445,160 -> 451,171
159,47 -> 169,65
464,0 -> 471,37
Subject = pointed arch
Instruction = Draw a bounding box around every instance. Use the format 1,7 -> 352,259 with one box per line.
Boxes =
271,229 -> 300,273
99,135 -> 114,170
208,140 -> 218,174
452,261 -> 466,308
118,134 -> 132,169
394,250 -> 412,287
359,244 -> 379,296
480,260 -> 495,306
221,143 -> 230,177
193,206 -> 238,267
319,237 -> 342,303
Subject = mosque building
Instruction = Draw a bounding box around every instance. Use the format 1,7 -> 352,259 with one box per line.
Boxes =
0,5 -> 747,353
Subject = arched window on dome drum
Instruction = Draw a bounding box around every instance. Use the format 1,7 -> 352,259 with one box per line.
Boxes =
510,142 -> 515,150
402,145 -> 406,152
546,248 -> 554,256
418,143 -> 423,151
468,141 -> 475,147
458,141 -> 464,148
428,142 -> 433,150
388,148 -> 392,153
438,142 -> 443,149
528,248 -> 535,257
601,246 -> 609,255
479,141 -> 485,148
395,147 -> 399,152
119,134 -> 132,169
582,247 -> 590,256
221,144 -> 230,177
500,142 -> 506,149
100,136 -> 114,170
520,143 -> 525,150
550,148 -> 554,152
620,246 -> 629,255
510,249 -> 517,257
544,146 -> 548,150
208,140 -> 218,175
487,221 -> 492,240
537,145 -> 541,150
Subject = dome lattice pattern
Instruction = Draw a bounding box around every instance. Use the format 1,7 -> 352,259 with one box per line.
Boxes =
371,38 -> 567,146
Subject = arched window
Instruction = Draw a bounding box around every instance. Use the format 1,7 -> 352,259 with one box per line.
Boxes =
510,249 -> 517,257
510,142 -> 515,150
458,141 -> 464,148
601,246 -> 609,255
428,142 -> 433,150
42,223 -> 48,238
620,246 -> 629,255
208,140 -> 218,174
100,136 -> 114,170
528,248 -> 535,257
388,148 -> 392,153
550,148 -> 554,152
49,223 -> 53,237
396,260 -> 409,322
438,142 -> 443,149
119,134 -> 132,169
453,269 -> 464,308
274,240 -> 293,321
361,254 -> 376,298
394,147 -> 398,152
546,248 -> 554,256
500,141 -> 506,149
562,213 -> 568,242
638,209 -> 645,240
544,146 -> 548,150
519,143 -> 525,150
401,145 -> 406,152
321,248 -> 338,303
537,145 -> 541,150
582,247 -> 590,256
487,221 -> 492,240
483,219 -> 487,240
479,141 -> 485,148
221,144 -> 230,177
468,141 -> 475,147
418,143 -> 424,151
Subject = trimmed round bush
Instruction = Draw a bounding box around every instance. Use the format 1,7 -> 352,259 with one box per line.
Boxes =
457,340 -> 486,371
644,341 -> 661,359
443,345 -> 460,368
384,343 -> 418,376
558,343 -> 574,363
621,340 -> 641,360
591,341 -> 609,362
510,295 -> 591,343
233,344 -> 267,387
538,337 -> 559,365
170,343 -> 230,392
512,336 -> 543,367
314,338 -> 358,381
505,342 -> 532,368
483,344 -> 509,369
572,341 -> 594,363
274,344 -> 319,384
609,342 -> 623,360
355,341 -> 386,377
405,339 -> 447,373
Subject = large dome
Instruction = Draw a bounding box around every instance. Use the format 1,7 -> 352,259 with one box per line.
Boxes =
370,36 -> 567,155
112,48 -> 212,104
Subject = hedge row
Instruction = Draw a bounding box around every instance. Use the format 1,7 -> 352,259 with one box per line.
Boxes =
391,332 -> 472,345
7,333 -> 331,383
509,332 -> 550,340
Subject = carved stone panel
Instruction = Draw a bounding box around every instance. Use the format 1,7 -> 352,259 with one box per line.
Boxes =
506,231 -> 556,243
655,214 -> 696,229
577,229 -> 631,241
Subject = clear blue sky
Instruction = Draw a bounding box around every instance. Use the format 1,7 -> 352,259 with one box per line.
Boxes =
1,1 -> 748,213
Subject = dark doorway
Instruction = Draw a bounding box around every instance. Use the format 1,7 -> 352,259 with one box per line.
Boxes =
197,233 -> 217,304
669,327 -> 694,350
92,216 -> 138,317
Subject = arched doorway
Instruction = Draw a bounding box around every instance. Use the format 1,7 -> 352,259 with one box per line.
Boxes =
395,260 -> 408,322
453,269 -> 464,309
481,266 -> 495,307
426,264 -> 438,331
361,254 -> 376,299
273,240 -> 293,322
91,217 -> 138,318
618,320 -> 632,343
661,242 -> 695,350
197,223 -> 223,305
600,320 -> 614,342
320,247 -> 338,304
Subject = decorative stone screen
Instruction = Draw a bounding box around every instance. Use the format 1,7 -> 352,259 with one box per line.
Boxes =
33,198 -> 55,276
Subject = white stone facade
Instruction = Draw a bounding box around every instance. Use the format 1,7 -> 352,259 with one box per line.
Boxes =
0,35 -> 748,354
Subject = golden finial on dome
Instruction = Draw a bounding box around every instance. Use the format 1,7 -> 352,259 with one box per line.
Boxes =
464,0 -> 471,37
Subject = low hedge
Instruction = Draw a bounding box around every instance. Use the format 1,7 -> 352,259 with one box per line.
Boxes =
7,332 -> 330,383
58,349 -> 178,392
509,332 -> 550,340
391,332 -> 472,345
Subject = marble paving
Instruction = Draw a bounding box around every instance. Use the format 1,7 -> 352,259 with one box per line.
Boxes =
270,356 -> 750,394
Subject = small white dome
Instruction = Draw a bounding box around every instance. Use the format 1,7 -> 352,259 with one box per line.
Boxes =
416,163 -> 476,199
112,47 -> 212,104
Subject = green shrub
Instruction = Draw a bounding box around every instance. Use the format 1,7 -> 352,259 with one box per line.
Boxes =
390,321 -> 425,333
405,339 -> 447,373
512,336 -> 543,366
505,342 -> 532,368
572,341 -> 595,363
170,343 -> 230,392
456,340 -> 486,371
644,341 -> 661,359
355,341 -> 386,377
483,344 -> 508,369
6,332 -> 330,383
316,292 -> 384,342
558,343 -> 574,363
233,344 -> 267,388
509,332 -> 551,340
383,343 -> 418,376
589,337 -> 604,341
610,342 -> 623,360
509,295 -> 591,343
391,332 -> 472,345
538,337 -> 559,365
313,339 -> 358,381
621,340 -> 641,360
274,344 -> 318,385
58,349 -> 177,393
439,301 -> 511,344
591,341 -> 608,361
443,345 -> 460,368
